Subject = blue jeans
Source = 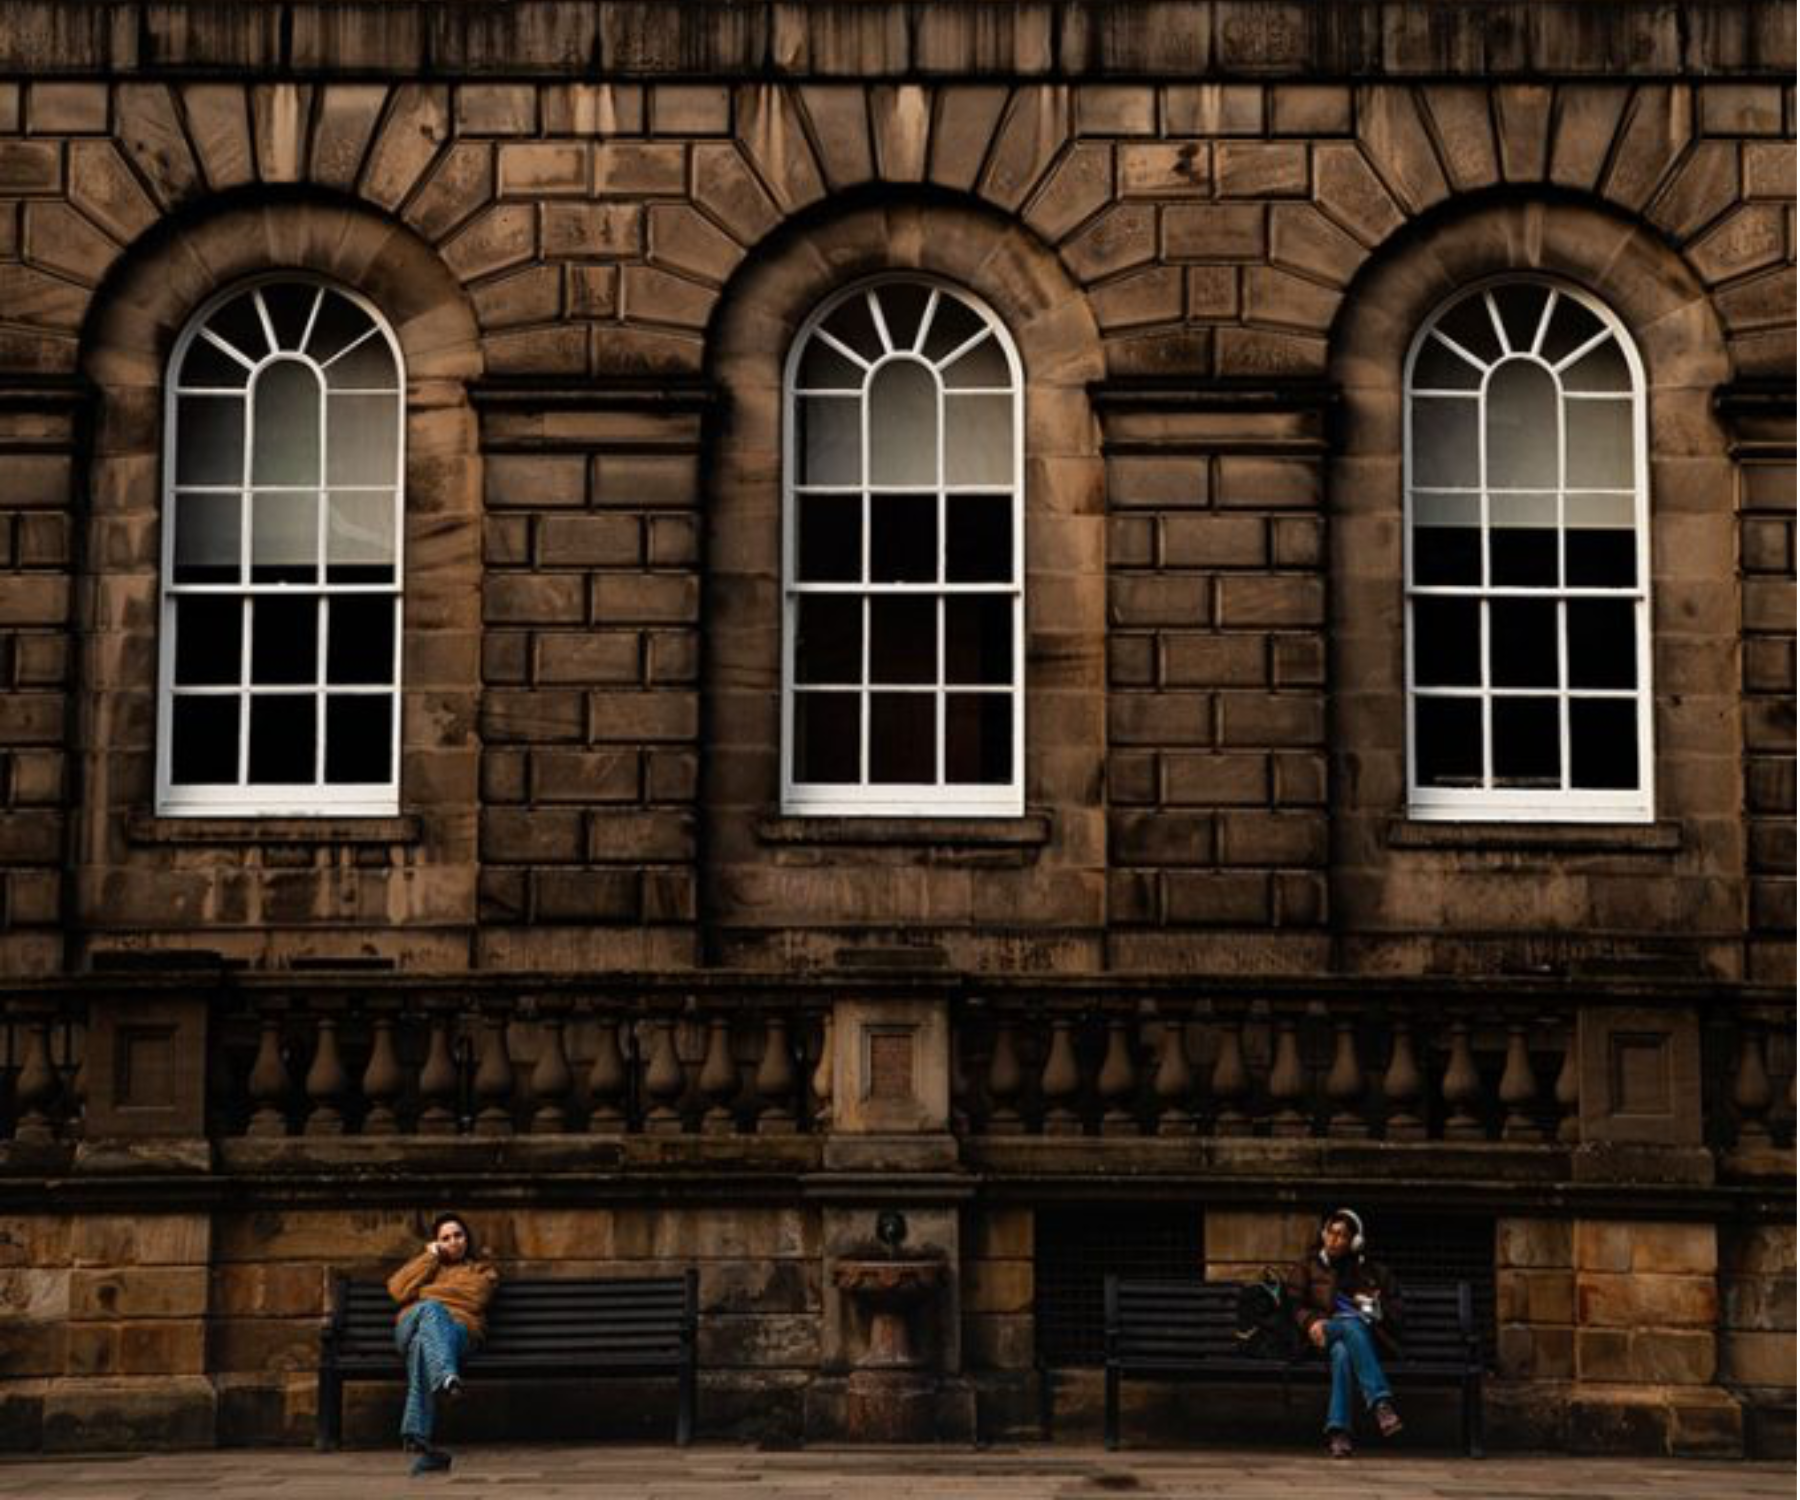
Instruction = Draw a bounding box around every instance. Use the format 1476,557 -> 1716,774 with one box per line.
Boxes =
396,1300 -> 468,1446
1324,1315 -> 1392,1433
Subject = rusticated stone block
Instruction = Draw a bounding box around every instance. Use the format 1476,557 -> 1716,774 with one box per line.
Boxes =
456,83 -> 537,136
480,689 -> 585,744
1217,811 -> 1326,866
28,82 -> 107,134
532,749 -> 639,804
308,85 -> 386,192
1163,871 -> 1269,925
586,692 -> 697,743
648,204 -> 744,284
1026,143 -> 1112,242
69,1268 -> 208,1321
1549,86 -> 1631,190
1216,456 -> 1321,510
1603,85 -> 1693,212
593,454 -> 699,509
1118,142 -> 1208,196
1164,84 -> 1261,137
1497,1217 -> 1573,1269
595,143 -> 686,196
1110,810 -> 1213,865
1217,143 -> 1308,198
1163,636 -> 1266,689
1272,86 -> 1351,136
1269,203 -> 1365,287
535,633 -> 640,685
485,454 -> 586,510
982,86 -> 1071,211
1108,576 -> 1209,628
1108,692 -> 1211,747
1218,694 -> 1323,748
542,202 -> 642,258
1216,576 -> 1323,628
1313,144 -> 1405,246
484,575 -> 585,625
651,85 -> 731,136
692,143 -> 781,243
1076,85 -> 1155,137
442,203 -> 536,281
1163,203 -> 1265,260
538,515 -> 640,568
471,263 -> 561,330
588,810 -> 695,863
360,83 -> 449,210
1699,84 -> 1785,136
481,808 -> 585,864
498,142 -> 588,196
622,265 -> 717,330
1090,265 -> 1183,330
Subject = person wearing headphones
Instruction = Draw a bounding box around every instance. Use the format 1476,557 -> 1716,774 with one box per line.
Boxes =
1285,1208 -> 1406,1459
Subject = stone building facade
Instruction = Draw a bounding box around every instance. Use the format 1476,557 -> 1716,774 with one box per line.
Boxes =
0,0 -> 1792,1460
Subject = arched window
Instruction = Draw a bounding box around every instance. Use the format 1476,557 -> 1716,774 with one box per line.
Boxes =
782,278 -> 1024,816
158,278 -> 404,815
1405,278 -> 1650,821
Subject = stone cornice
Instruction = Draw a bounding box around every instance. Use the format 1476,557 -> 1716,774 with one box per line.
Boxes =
0,2 -> 1791,80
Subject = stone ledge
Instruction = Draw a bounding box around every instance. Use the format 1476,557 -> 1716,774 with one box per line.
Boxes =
756,813 -> 1054,848
1385,819 -> 1685,855
125,814 -> 424,847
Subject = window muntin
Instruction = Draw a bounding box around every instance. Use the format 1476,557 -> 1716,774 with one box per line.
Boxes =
782,279 -> 1024,815
1405,278 -> 1651,822
158,278 -> 404,816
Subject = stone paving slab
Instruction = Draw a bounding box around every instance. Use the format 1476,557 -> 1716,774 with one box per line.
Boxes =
0,1446 -> 1793,1500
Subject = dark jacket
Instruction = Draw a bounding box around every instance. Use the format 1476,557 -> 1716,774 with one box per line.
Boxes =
1285,1243 -> 1406,1360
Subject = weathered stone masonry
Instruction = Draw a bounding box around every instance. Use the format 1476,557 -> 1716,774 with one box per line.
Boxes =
0,0 -> 1790,1462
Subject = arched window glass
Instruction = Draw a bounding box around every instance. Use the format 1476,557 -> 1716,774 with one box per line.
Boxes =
1405,278 -> 1651,821
158,278 -> 404,815
783,278 -> 1024,815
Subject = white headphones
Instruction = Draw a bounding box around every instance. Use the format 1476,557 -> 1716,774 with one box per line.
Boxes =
1326,1208 -> 1365,1253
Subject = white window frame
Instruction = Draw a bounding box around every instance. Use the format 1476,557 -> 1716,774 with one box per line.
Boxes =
780,275 -> 1025,817
1404,274 -> 1653,823
156,275 -> 406,817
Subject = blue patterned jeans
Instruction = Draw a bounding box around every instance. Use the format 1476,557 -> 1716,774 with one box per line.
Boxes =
1324,1315 -> 1392,1433
396,1300 -> 468,1445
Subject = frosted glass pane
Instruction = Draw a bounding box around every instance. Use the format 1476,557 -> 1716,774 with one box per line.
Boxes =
1413,491 -> 1480,527
799,397 -> 859,485
251,492 -> 318,583
868,362 -> 938,486
173,492 -> 241,583
1411,397 -> 1478,488
326,395 -> 399,487
326,491 -> 397,581
175,396 -> 244,485
1565,492 -> 1634,528
1562,339 -> 1630,394
1565,399 -> 1633,489
252,362 -> 322,486
325,332 -> 398,390
1488,491 -> 1556,529
945,394 -> 1012,486
941,335 -> 1010,390
1486,362 -> 1558,489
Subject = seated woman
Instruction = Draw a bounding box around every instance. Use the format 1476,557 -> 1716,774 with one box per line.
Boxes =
387,1212 -> 499,1474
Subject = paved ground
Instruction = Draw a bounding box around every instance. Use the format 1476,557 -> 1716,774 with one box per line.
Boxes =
0,1446 -> 1790,1500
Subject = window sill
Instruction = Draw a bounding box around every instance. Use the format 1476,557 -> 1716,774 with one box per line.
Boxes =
756,811 -> 1053,848
1385,818 -> 1682,855
127,813 -> 423,847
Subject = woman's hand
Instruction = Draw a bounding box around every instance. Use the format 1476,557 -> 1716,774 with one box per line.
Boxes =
1308,1320 -> 1328,1350
426,1242 -> 440,1258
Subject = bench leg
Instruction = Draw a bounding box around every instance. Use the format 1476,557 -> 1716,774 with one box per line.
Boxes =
1104,1366 -> 1120,1452
677,1360 -> 696,1447
316,1366 -> 341,1453
1466,1373 -> 1486,1459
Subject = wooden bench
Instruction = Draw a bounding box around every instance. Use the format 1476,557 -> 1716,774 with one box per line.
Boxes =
317,1271 -> 698,1450
1103,1276 -> 1485,1456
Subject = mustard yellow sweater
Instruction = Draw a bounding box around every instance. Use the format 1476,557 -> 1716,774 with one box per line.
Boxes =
387,1249 -> 500,1339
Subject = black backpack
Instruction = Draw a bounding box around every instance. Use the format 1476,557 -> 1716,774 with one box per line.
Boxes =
1234,1268 -> 1302,1361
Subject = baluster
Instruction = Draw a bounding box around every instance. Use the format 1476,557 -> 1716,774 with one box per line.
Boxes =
1210,1005 -> 1251,1137
360,1002 -> 404,1136
11,1007 -> 57,1144
1498,1020 -> 1546,1142
529,1000 -> 574,1134
1039,1016 -> 1081,1136
949,1012 -> 973,1136
585,1003 -> 628,1135
416,1003 -> 460,1136
1441,1016 -> 1485,1141
61,1013 -> 86,1141
699,1014 -> 738,1134
642,1015 -> 686,1134
755,1014 -> 799,1135
810,1014 -> 834,1132
1731,1019 -> 1775,1148
1153,1001 -> 1197,1137
1097,1013 -> 1138,1136
1382,1015 -> 1426,1142
1266,1012 -> 1307,1138
1553,1023 -> 1579,1144
1324,1009 -> 1366,1139
245,1000 -> 293,1137
985,1014 -> 1025,1135
472,1003 -> 516,1137
302,1007 -> 350,1136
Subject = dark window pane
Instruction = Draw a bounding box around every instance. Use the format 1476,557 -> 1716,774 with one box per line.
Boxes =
799,496 -> 861,582
1492,283 -> 1551,355
249,695 -> 316,783
876,282 -> 933,353
869,693 -> 936,783
795,597 -> 863,685
1490,530 -> 1558,587
821,293 -> 884,362
1485,362 -> 1558,490
179,335 -> 248,390
175,396 -> 245,486
871,493 -> 938,582
920,293 -> 986,363
1415,697 -> 1481,787
1434,293 -> 1503,366
208,292 -> 269,363
325,696 -> 392,783
798,337 -> 862,391
1412,335 -> 1481,391
945,596 -> 1013,686
869,597 -> 937,684
304,290 -> 374,366
170,697 -> 240,784
794,692 -> 858,784
1413,528 -> 1481,586
323,330 -> 396,390
261,283 -> 319,352
252,361 -> 323,487
947,495 -> 1012,583
1561,339 -> 1630,394
174,598 -> 243,687
173,491 -> 242,584
1412,599 -> 1480,686
1570,700 -> 1640,789
1490,599 -> 1558,688
1566,530 -> 1635,588
252,597 -> 319,686
1539,294 -> 1604,366
1567,600 -> 1636,689
946,694 -> 1012,785
940,337 -> 1010,391
1492,697 -> 1561,788
327,597 -> 396,686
